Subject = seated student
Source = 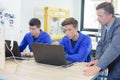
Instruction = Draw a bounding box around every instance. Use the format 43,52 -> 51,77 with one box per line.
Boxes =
53,17 -> 92,62
19,18 -> 52,56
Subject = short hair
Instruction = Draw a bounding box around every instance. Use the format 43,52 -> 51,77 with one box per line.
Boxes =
61,17 -> 78,28
29,18 -> 41,28
96,2 -> 114,16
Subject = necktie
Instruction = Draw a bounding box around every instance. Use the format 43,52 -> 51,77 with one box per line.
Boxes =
104,29 -> 107,41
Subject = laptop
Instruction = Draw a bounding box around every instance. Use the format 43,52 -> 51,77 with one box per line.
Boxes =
32,43 -> 73,66
5,40 -> 32,60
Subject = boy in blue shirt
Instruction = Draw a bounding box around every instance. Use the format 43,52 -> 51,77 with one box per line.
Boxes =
19,18 -> 52,56
53,17 -> 92,62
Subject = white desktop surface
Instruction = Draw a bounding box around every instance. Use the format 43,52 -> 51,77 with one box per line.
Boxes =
0,60 -> 95,80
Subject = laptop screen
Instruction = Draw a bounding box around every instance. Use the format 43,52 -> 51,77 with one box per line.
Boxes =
32,43 -> 68,66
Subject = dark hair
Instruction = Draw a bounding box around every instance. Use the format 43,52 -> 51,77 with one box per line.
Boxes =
96,2 -> 114,16
61,17 -> 78,28
29,18 -> 41,28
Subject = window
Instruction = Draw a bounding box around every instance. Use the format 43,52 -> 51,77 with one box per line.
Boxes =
80,0 -> 112,32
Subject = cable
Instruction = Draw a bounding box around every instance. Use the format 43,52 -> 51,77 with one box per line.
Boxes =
10,40 -> 13,50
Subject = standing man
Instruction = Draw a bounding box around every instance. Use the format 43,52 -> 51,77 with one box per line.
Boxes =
60,17 -> 92,62
83,2 -> 120,80
19,18 -> 52,56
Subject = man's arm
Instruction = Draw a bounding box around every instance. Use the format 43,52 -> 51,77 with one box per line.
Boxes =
83,25 -> 120,76
96,26 -> 120,70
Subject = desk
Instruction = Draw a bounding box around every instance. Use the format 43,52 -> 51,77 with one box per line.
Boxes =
0,60 -> 95,80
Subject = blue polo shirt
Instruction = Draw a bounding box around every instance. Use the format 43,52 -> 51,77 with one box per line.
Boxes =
60,32 -> 92,62
19,30 -> 52,52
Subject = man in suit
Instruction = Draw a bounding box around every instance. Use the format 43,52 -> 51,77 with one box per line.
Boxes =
83,2 -> 120,80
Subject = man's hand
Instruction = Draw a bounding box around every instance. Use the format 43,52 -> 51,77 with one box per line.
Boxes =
86,59 -> 98,67
83,65 -> 101,76
21,52 -> 33,56
52,42 -> 60,45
